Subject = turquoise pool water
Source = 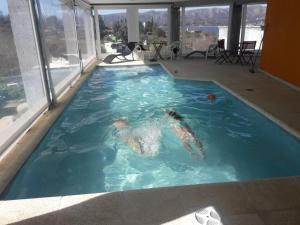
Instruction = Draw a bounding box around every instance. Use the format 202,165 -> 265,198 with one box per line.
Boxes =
3,64 -> 300,200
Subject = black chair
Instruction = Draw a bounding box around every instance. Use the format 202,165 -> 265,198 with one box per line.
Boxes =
236,41 -> 256,65
215,39 -> 233,64
136,43 -> 148,51
103,42 -> 137,64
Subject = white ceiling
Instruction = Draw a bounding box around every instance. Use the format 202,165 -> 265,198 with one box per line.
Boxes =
86,0 -> 186,4
84,0 -> 265,6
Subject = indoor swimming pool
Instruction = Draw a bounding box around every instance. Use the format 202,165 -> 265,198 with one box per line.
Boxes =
3,64 -> 300,200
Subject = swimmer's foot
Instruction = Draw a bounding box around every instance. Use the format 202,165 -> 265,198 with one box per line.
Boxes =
191,153 -> 199,160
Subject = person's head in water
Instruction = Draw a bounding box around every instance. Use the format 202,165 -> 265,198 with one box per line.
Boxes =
166,110 -> 184,121
113,119 -> 129,130
207,93 -> 216,102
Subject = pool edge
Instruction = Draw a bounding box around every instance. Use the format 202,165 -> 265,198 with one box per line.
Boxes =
213,80 -> 300,140
1,175 -> 300,224
0,60 -> 100,196
160,62 -> 300,140
1,62 -> 299,198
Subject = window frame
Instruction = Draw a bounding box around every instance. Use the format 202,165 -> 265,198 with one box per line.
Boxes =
180,4 -> 232,51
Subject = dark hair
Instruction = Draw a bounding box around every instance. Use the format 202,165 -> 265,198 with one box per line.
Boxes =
168,111 -> 184,121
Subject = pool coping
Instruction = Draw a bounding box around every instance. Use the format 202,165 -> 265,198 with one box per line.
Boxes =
214,80 -> 300,140
0,60 -> 299,201
1,175 -> 300,224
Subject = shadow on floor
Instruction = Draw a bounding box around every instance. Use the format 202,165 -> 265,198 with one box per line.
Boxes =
4,181 -> 260,225
5,176 -> 300,225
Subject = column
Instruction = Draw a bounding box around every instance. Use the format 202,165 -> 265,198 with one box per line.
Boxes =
83,9 -> 94,59
94,9 -> 102,59
126,6 -> 139,43
228,2 -> 243,51
170,5 -> 180,43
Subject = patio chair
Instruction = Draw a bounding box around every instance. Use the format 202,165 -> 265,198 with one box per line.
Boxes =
168,41 -> 182,60
215,39 -> 233,64
135,43 -> 152,61
103,42 -> 136,64
184,44 -> 218,61
236,41 -> 257,65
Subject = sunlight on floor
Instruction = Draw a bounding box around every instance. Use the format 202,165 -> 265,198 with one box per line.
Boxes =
162,206 -> 223,225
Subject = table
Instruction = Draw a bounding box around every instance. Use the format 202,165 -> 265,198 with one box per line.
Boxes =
150,41 -> 167,62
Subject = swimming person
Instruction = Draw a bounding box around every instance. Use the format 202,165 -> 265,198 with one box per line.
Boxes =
166,110 -> 204,158
207,93 -> 216,102
113,119 -> 143,155
113,118 -> 161,156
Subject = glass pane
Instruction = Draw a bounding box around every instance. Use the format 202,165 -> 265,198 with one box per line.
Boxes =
0,0 -> 47,152
76,6 -> 96,67
98,9 -> 128,57
244,4 -> 267,49
183,6 -> 230,52
180,7 -> 183,42
38,0 -> 80,94
138,8 -> 169,46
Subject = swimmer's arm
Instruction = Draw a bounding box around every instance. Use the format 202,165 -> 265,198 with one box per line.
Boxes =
123,136 -> 143,154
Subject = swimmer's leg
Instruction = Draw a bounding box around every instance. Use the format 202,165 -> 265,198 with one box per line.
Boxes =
122,136 -> 143,154
194,138 -> 205,158
183,142 -> 193,155
184,142 -> 200,159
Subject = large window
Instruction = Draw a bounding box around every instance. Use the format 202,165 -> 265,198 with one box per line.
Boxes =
182,6 -> 230,53
240,4 -> 267,49
76,5 -> 96,67
138,8 -> 169,46
38,0 -> 81,94
0,0 -> 47,152
98,9 -> 128,57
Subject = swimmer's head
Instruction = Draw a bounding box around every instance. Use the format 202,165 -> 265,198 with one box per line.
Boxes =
208,93 -> 216,101
166,110 -> 184,121
113,119 -> 129,129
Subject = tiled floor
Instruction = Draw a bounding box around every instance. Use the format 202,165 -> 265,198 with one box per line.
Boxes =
1,177 -> 300,225
1,58 -> 300,225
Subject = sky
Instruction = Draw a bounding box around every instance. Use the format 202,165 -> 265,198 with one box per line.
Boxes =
98,9 -> 126,15
185,6 -> 229,11
1,3 -> 227,17
0,1 -> 167,17
0,0 -> 8,16
98,8 -> 167,15
1,1 -> 266,17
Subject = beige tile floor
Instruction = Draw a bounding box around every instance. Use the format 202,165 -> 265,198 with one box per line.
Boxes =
1,177 -> 300,225
0,58 -> 300,225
